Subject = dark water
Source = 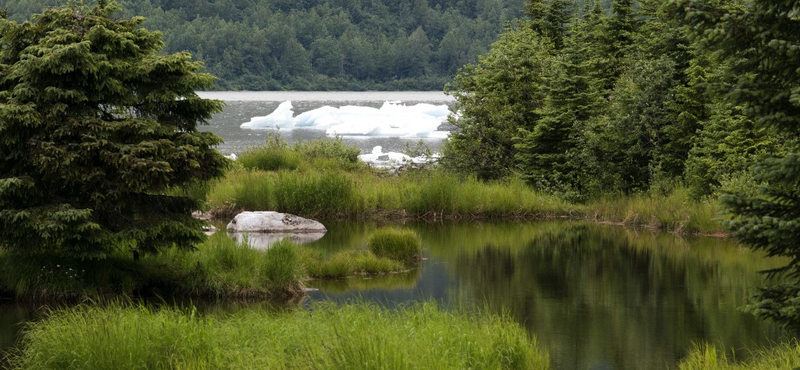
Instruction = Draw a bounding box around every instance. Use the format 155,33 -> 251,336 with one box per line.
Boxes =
196,91 -> 454,156
302,221 -> 785,370
0,221 -> 786,369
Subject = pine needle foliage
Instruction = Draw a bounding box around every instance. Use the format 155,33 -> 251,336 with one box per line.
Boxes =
0,1 -> 227,259
671,0 -> 800,331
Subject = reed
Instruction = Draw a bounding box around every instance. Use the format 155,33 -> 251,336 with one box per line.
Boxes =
7,301 -> 549,370
677,342 -> 800,370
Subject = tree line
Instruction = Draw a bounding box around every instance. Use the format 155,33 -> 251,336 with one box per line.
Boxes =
5,0 -> 533,90
444,0 -> 794,202
443,0 -> 800,330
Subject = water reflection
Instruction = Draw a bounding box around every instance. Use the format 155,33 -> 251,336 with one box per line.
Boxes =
306,221 -> 785,370
0,221 -> 787,370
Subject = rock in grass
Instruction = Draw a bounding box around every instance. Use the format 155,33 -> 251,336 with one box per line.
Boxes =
227,211 -> 327,233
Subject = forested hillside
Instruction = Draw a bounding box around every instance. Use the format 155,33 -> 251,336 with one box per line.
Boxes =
4,0 -> 533,90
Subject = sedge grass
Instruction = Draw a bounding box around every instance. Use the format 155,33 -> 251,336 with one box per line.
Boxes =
0,233 -> 305,300
298,248 -> 406,278
207,136 -> 722,233
677,342 -> 800,370
367,227 -> 422,265
584,187 -> 722,234
7,301 -> 549,370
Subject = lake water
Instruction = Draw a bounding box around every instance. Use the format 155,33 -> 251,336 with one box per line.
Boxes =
196,91 -> 455,156
0,93 -> 788,369
0,221 -> 786,370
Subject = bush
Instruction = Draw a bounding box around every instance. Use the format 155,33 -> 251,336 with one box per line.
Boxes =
368,228 -> 422,265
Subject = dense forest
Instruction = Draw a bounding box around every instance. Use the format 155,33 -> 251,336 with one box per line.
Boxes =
443,0 -> 796,203
4,0 -> 540,90
441,0 -> 800,329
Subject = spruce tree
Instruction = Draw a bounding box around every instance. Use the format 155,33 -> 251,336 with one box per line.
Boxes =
514,12 -> 604,197
672,0 -> 800,331
442,24 -> 554,180
0,1 -> 227,260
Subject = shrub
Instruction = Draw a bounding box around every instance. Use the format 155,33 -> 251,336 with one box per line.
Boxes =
368,228 -> 422,265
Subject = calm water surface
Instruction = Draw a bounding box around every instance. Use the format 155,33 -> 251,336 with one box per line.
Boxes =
196,91 -> 455,155
0,221 -> 786,370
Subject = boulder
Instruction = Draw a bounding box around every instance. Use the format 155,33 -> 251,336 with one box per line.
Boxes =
226,211 -> 327,233
228,231 -> 326,250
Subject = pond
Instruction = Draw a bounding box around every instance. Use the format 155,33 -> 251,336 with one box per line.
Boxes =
1,220 -> 784,370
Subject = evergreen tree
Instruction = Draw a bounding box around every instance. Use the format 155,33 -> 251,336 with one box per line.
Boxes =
442,24 -> 554,179
672,0 -> 800,331
514,12 -> 604,197
525,0 -> 571,49
0,1 -> 227,260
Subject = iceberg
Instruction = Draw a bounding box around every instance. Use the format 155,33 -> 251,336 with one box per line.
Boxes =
241,100 -> 451,139
240,100 -> 297,129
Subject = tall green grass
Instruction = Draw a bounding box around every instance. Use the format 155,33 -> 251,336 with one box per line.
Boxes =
239,134 -> 365,173
368,227 -> 422,265
298,248 -> 406,278
209,170 -> 357,218
585,187 -> 722,234
210,136 -> 724,233
7,301 -> 549,370
207,169 -> 575,220
0,233 -> 305,300
155,233 -> 304,297
677,342 -> 800,370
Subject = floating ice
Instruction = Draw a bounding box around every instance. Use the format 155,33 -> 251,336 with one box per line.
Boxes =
240,100 -> 297,129
358,146 -> 438,169
240,101 -> 451,139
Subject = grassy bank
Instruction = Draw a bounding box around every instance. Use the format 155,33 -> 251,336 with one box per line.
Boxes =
206,165 -> 721,234
6,302 -> 548,370
0,229 -> 421,300
678,342 -> 800,370
204,136 -> 724,234
0,233 -> 304,300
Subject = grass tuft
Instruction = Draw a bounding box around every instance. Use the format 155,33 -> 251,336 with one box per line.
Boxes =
678,342 -> 800,370
368,227 -> 422,265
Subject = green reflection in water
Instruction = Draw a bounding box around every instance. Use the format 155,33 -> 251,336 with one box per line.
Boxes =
0,221 -> 788,370
417,221 -> 785,370
308,221 -> 786,370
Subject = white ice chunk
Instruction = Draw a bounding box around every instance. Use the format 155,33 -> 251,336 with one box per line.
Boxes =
358,146 -> 412,169
241,100 -> 453,139
240,100 -> 298,129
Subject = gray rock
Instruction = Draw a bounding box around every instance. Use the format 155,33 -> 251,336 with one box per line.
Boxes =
228,231 -> 326,250
226,211 -> 327,233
